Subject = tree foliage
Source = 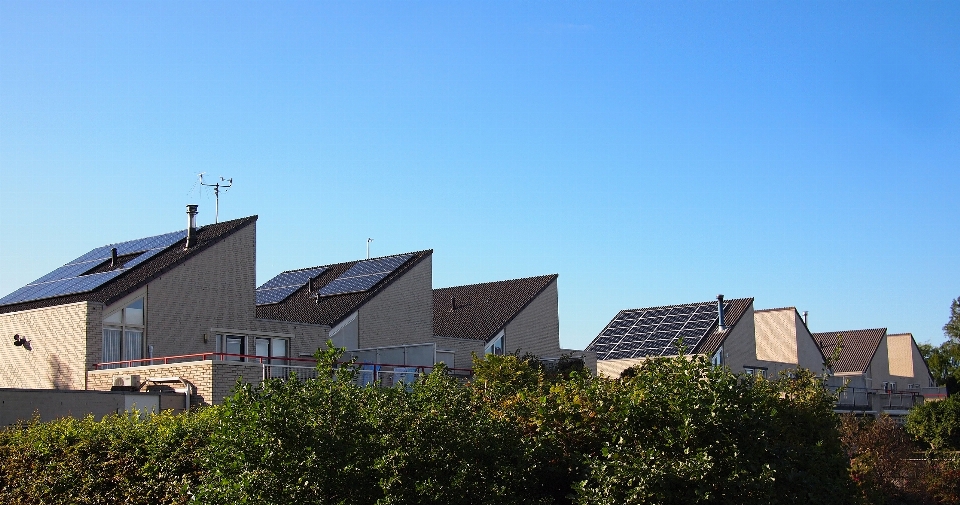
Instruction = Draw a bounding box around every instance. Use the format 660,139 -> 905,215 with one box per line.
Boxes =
921,296 -> 960,395
1,349 -> 862,504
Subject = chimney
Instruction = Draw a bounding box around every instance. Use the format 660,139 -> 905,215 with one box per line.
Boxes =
110,247 -> 118,268
717,294 -> 726,331
451,297 -> 458,311
802,311 -> 809,326
185,205 -> 199,249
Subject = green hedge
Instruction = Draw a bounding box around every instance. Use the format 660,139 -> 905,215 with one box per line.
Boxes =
1,351 -> 859,504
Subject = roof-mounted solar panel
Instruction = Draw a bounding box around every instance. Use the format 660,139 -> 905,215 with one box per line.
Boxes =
0,230 -> 187,306
588,301 -> 724,361
316,253 -> 414,297
255,267 -> 327,305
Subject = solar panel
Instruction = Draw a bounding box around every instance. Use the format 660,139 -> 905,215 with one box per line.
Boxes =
588,301 -> 724,360
316,254 -> 413,297
0,230 -> 186,306
255,267 -> 328,305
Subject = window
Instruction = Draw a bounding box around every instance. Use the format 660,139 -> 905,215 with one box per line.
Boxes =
216,334 -> 247,361
743,366 -> 767,379
102,298 -> 145,368
485,331 -> 505,356
255,337 -> 289,365
711,346 -> 724,366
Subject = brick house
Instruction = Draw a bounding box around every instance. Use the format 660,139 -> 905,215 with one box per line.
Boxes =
0,207 -> 568,406
432,275 -> 591,370
812,328 -> 942,415
587,296 -> 756,378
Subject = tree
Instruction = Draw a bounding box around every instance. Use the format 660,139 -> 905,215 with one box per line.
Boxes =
919,297 -> 960,396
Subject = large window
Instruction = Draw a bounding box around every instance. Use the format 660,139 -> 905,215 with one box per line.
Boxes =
102,298 -> 145,368
743,366 -> 767,379
255,337 -> 288,365
485,331 -> 505,356
216,334 -> 247,361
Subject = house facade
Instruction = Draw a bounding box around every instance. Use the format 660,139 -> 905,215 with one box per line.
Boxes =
812,328 -> 942,415
0,207 -> 568,407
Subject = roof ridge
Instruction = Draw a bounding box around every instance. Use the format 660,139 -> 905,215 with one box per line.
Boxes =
618,296 -> 753,314
271,249 -> 432,276
434,274 -> 558,292
754,306 -> 797,313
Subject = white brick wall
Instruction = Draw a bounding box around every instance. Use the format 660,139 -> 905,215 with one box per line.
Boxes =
0,302 -> 100,390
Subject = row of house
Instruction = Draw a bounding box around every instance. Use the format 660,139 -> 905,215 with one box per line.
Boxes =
0,206 -> 944,417
586,296 -> 944,415
0,208 -> 579,407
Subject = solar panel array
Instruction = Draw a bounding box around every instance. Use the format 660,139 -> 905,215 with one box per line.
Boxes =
0,230 -> 187,306
588,301 -> 723,360
255,267 -> 328,305
317,254 -> 414,297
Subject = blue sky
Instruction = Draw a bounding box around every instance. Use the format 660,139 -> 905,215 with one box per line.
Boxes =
1,1 -> 958,349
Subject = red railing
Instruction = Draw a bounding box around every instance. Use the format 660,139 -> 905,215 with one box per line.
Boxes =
93,352 -> 473,374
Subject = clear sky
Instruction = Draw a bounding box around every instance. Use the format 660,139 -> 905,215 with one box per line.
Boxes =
1,1 -> 958,350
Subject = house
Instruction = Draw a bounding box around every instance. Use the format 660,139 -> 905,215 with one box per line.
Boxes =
0,206 -> 568,408
812,328 -> 942,415
587,295 -> 755,378
432,274 -> 589,370
752,307 -> 828,377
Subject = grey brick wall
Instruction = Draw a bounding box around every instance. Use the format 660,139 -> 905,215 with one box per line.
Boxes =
358,255 -> 433,349
138,222 -> 257,360
503,279 -> 561,358
432,336 -> 484,370
0,302 -> 99,390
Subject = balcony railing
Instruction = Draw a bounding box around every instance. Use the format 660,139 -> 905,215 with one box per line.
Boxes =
93,353 -> 474,384
829,386 -> 945,413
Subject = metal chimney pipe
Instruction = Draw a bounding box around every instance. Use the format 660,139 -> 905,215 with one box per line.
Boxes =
717,294 -> 726,330
451,297 -> 457,310
803,311 -> 809,326
110,247 -> 118,267
185,205 -> 199,249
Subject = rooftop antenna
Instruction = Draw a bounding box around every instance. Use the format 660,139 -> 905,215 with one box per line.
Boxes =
199,173 -> 233,223
367,238 -> 373,259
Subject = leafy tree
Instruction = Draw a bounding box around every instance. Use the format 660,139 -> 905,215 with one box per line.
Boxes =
919,296 -> 960,395
906,394 -> 960,452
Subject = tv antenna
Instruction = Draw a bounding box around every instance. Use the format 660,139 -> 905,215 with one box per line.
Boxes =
367,238 -> 373,259
199,174 -> 233,223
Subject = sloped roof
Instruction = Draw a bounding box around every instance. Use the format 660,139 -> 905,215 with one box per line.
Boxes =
432,274 -> 558,342
255,250 -> 432,327
811,328 -> 886,374
0,216 -> 258,314
586,297 -> 753,360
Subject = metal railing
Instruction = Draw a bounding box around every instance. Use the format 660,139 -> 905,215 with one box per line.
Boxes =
94,353 -> 474,385
830,386 -> 944,413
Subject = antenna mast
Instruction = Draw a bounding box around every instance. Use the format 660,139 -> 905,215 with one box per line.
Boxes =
199,174 -> 233,223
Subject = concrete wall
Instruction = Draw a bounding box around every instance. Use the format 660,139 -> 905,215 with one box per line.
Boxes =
0,302 -> 101,390
504,279 -> 561,359
358,255 -> 433,349
0,388 -> 184,426
88,360 -> 264,406
136,222 -> 257,361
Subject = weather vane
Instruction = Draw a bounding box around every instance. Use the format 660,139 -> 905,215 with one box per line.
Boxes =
199,173 -> 233,223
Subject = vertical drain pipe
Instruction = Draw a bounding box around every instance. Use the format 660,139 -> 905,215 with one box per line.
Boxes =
717,294 -> 726,331
185,205 -> 198,249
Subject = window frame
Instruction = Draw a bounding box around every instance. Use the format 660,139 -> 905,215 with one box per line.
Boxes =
102,296 -> 146,367
485,330 -> 505,356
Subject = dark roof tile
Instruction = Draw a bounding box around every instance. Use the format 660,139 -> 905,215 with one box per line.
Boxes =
811,328 -> 886,374
433,274 -> 558,342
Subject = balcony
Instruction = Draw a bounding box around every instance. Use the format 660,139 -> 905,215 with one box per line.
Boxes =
830,385 -> 947,416
88,351 -> 473,406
